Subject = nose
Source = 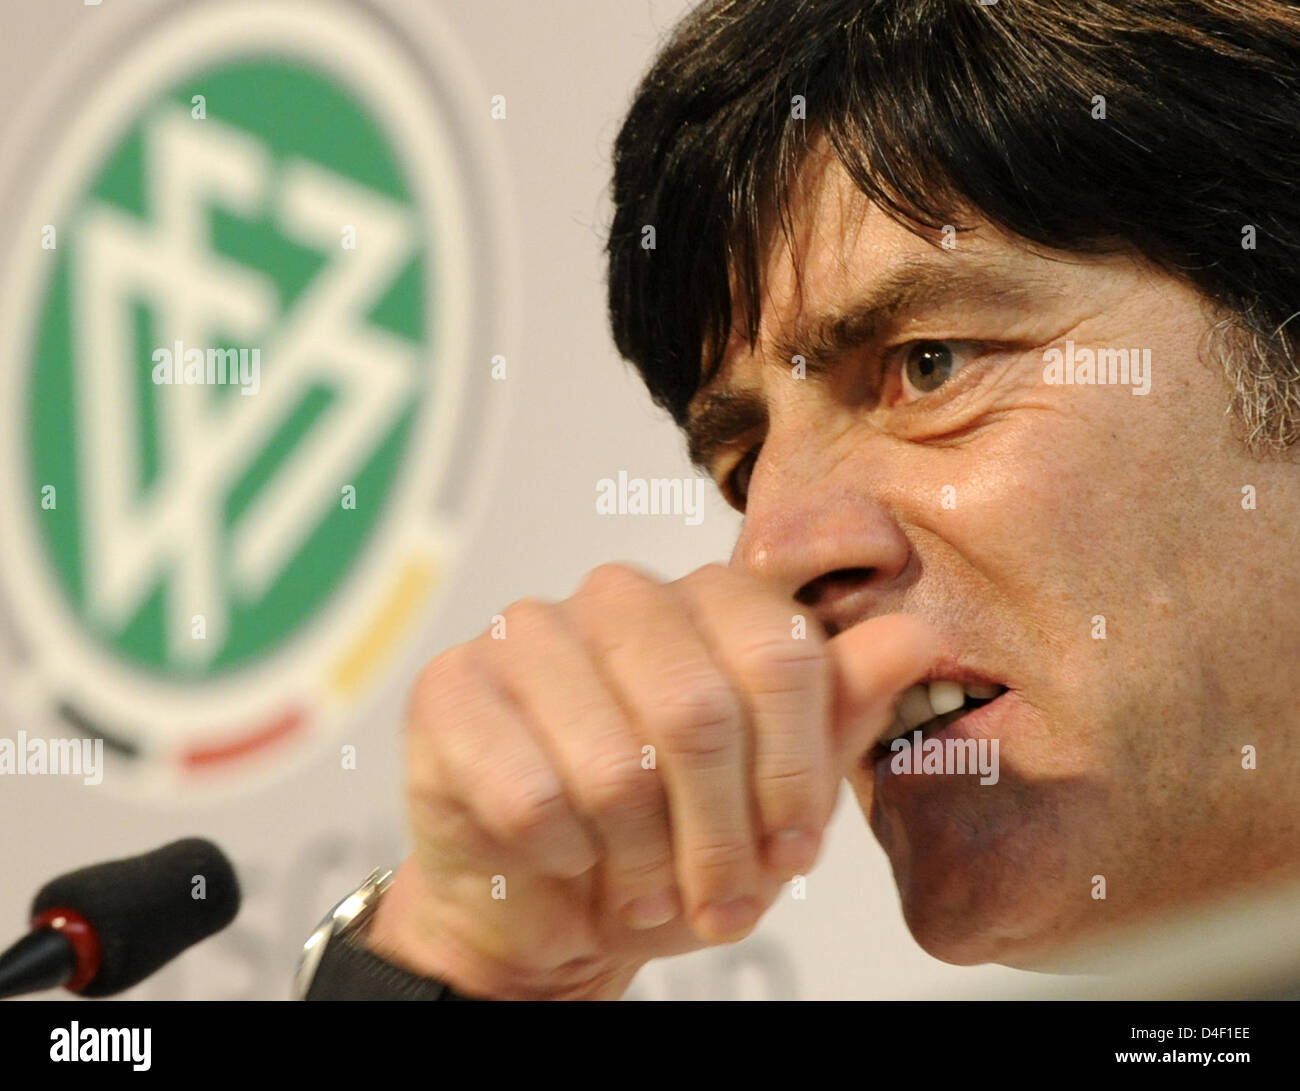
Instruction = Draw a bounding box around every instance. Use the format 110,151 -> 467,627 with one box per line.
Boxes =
729,441 -> 914,637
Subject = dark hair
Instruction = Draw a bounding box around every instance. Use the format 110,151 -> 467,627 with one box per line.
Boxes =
606,0 -> 1300,448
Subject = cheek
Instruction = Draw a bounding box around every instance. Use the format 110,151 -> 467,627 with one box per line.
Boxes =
910,402 -> 1136,609
920,381 -> 1210,607
897,392 -> 1202,767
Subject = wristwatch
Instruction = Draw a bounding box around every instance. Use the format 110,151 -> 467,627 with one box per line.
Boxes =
293,867 -> 482,1001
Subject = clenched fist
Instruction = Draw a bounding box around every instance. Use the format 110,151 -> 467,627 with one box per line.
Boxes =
366,562 -> 939,1000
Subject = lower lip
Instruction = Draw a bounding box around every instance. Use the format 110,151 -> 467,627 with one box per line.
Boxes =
869,690 -> 1018,785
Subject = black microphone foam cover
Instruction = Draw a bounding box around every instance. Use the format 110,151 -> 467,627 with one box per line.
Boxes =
30,837 -> 240,996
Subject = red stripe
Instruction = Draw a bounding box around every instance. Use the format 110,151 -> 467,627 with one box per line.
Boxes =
179,707 -> 305,770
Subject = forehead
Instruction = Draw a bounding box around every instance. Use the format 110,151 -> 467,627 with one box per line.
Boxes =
755,145 -> 919,314
696,147 -> 1064,407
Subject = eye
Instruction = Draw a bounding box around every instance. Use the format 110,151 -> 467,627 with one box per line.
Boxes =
725,447 -> 760,508
899,340 -> 970,399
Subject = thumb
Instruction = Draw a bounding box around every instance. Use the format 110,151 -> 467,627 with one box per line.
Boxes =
827,614 -> 941,775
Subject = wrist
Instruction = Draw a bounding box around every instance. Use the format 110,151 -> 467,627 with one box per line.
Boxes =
363,860 -> 475,984
366,860 -> 641,1001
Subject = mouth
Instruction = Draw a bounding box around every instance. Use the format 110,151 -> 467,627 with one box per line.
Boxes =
872,679 -> 1009,757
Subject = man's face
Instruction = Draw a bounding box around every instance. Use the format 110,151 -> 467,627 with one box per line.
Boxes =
690,145 -> 1300,967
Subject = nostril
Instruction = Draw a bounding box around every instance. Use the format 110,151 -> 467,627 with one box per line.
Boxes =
794,567 -> 875,607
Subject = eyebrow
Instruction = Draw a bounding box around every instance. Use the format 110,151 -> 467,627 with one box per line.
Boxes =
684,254 -> 1064,471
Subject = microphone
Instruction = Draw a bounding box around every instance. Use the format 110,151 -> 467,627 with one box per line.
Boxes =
0,837 -> 240,999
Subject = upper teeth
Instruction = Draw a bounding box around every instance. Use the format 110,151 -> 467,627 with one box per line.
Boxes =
963,682 -> 1001,700
884,681 -> 1002,741
897,685 -> 936,729
928,680 -> 966,717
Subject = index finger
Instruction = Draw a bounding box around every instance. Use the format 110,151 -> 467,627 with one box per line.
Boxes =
674,565 -> 834,878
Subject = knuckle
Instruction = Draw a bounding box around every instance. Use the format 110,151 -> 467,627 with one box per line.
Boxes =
440,730 -> 508,795
681,561 -> 762,601
738,634 -> 826,692
677,563 -> 739,604
612,851 -> 674,886
490,771 -> 570,841
654,680 -> 742,754
577,562 -> 656,604
414,795 -> 497,861
756,763 -> 819,812
686,836 -> 752,881
684,562 -> 733,590
408,644 -> 484,728
577,752 -> 662,819
412,642 -> 470,698
758,760 -> 818,790
500,596 -> 555,639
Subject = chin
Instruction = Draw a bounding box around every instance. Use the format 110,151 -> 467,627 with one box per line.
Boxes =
892,866 -> 1040,967
874,785 -> 1103,968
896,883 -> 1074,968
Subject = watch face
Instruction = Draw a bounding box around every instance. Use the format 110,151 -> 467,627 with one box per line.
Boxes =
292,869 -> 391,1000
292,925 -> 333,1001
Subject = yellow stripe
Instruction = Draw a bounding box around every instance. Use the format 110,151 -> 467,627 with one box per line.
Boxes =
329,557 -> 436,697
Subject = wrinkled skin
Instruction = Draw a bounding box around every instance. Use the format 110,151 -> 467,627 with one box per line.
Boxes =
708,143 -> 1300,966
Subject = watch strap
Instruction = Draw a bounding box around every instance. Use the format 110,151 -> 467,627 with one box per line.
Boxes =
304,931 -> 483,1001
